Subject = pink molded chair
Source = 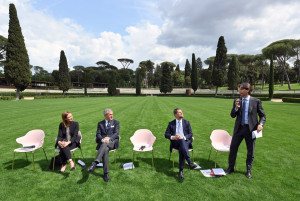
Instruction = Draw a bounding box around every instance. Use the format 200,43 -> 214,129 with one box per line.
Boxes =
53,131 -> 84,171
12,129 -> 48,170
130,129 -> 156,169
208,129 -> 232,168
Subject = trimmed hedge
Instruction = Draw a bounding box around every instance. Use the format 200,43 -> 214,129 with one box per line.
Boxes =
282,97 -> 300,103
0,96 -> 14,100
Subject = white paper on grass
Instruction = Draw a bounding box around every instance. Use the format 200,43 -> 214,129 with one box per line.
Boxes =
77,160 -> 85,167
211,168 -> 226,176
200,169 -> 216,177
252,130 -> 262,139
123,162 -> 134,170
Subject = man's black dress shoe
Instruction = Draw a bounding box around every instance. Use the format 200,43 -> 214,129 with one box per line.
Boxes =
188,162 -> 197,169
104,173 -> 111,182
178,171 -> 184,180
225,168 -> 234,175
246,170 -> 252,178
87,162 -> 97,172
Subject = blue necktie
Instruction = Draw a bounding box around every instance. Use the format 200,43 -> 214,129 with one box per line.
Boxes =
242,99 -> 246,125
178,121 -> 184,136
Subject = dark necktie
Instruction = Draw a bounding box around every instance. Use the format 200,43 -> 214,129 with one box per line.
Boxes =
242,99 -> 246,125
106,121 -> 111,132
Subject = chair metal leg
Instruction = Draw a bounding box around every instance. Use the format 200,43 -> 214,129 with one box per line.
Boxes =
53,152 -> 57,171
172,151 -> 175,169
42,147 -> 48,161
132,151 -> 134,169
80,148 -> 84,159
215,151 -> 218,168
114,151 -> 116,169
192,150 -> 194,162
208,146 -> 212,160
12,152 -> 15,170
152,150 -> 154,168
73,152 -> 76,163
25,152 -> 28,162
32,152 -> 35,170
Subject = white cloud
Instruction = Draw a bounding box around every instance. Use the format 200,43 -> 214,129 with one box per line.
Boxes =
1,0 -> 300,72
0,0 -> 205,71
157,0 -> 300,57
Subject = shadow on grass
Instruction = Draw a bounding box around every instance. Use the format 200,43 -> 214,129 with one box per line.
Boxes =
3,159 -> 31,170
76,157 -> 110,184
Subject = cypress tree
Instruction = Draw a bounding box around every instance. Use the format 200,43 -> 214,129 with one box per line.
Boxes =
58,50 -> 70,95
269,56 -> 274,100
184,59 -> 191,87
191,53 -> 198,95
160,62 -> 173,94
212,36 -> 227,96
227,56 -> 240,97
4,4 -> 31,100
136,69 -> 141,95
108,70 -> 117,96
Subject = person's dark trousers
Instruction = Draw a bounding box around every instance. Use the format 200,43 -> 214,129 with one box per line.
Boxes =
171,139 -> 192,171
59,143 -> 77,165
95,141 -> 114,174
228,125 -> 256,169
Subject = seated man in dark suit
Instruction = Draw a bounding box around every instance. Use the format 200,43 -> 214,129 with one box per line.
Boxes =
87,108 -> 120,182
165,108 -> 197,180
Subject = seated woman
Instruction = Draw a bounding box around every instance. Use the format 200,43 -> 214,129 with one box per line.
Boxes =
56,111 -> 80,172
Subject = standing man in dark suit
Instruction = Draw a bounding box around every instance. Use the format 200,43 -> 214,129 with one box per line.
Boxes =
226,83 -> 266,178
87,108 -> 120,182
165,108 -> 197,180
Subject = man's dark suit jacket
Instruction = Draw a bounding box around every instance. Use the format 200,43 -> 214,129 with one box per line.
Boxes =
95,119 -> 120,150
56,121 -> 81,147
165,119 -> 193,142
231,96 -> 266,135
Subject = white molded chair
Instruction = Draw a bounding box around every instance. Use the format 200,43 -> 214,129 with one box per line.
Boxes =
208,129 -> 232,168
130,129 -> 156,169
12,129 -> 48,170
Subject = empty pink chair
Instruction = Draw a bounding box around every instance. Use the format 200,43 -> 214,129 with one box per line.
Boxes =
130,129 -> 156,168
12,129 -> 48,170
208,129 -> 232,168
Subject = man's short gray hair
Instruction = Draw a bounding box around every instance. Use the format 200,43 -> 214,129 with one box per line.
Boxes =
104,108 -> 113,115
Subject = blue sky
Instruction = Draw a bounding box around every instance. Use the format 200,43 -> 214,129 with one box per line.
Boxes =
1,0 -> 300,72
30,0 -> 162,36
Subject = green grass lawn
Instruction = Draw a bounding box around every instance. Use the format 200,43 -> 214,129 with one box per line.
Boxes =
0,97 -> 299,201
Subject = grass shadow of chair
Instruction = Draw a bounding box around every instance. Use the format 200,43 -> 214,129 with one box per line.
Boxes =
139,157 -> 178,178
4,159 -> 30,170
